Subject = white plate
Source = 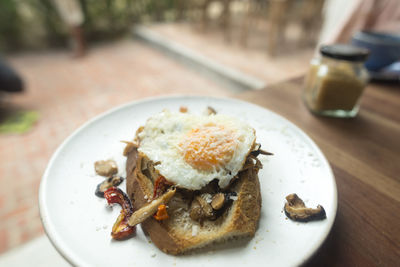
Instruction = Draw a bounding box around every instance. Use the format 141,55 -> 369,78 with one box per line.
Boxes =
39,96 -> 337,267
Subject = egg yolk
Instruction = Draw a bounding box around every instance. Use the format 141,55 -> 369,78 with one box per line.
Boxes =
180,124 -> 236,171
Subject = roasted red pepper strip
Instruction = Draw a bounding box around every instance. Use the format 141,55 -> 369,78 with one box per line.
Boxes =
104,187 -> 135,239
153,176 -> 173,199
153,204 -> 169,221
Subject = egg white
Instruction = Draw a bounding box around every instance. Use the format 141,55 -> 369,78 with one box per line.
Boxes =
137,110 -> 255,190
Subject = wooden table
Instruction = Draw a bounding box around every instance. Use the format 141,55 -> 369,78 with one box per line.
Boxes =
236,77 -> 400,266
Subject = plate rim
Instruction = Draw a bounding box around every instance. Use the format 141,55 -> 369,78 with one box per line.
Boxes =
39,95 -> 338,267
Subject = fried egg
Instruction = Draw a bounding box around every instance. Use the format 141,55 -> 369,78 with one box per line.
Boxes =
137,110 -> 256,190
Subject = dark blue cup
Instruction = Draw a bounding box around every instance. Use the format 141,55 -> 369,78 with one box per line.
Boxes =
351,31 -> 400,71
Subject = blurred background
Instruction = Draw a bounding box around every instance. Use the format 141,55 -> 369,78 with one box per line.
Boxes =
0,0 -> 398,265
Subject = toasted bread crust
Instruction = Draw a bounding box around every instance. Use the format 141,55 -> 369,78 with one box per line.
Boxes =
126,148 -> 262,255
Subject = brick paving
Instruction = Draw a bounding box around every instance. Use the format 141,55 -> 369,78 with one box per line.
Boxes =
0,39 -> 232,255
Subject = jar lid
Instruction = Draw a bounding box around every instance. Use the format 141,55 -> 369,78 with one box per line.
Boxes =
320,44 -> 369,61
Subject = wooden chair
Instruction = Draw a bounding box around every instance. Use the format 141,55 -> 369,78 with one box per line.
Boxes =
185,0 -> 234,41
296,0 -> 325,46
239,0 -> 325,56
238,0 -> 295,55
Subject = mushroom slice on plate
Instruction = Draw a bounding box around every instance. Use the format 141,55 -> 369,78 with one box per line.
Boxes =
95,176 -> 124,198
284,193 -> 326,222
94,159 -> 118,177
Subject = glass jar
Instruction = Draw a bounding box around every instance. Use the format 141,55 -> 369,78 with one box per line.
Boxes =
303,44 -> 369,118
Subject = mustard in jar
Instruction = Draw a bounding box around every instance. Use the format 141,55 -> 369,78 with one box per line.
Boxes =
303,44 -> 369,118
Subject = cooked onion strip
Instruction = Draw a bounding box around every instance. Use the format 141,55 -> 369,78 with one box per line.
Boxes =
128,188 -> 176,226
121,140 -> 138,156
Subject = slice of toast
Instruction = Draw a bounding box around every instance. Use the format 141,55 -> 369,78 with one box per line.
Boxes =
125,148 -> 262,255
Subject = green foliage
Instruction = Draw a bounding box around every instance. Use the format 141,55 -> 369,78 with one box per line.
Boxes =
0,0 -> 181,52
0,0 -> 22,51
